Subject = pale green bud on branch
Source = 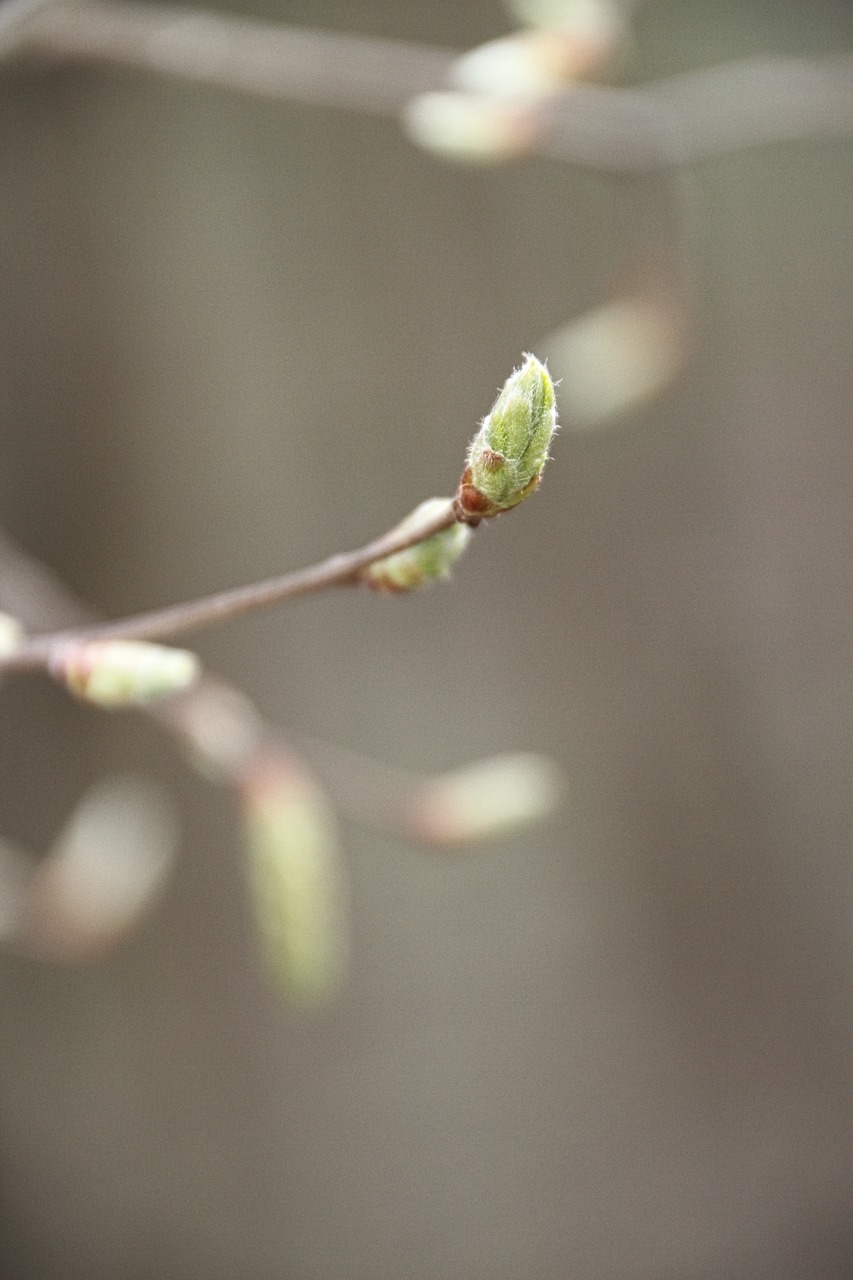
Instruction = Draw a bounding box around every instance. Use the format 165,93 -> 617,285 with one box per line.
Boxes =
0,612 -> 24,658
455,353 -> 558,522
408,753 -> 564,847
240,754 -> 349,1007
50,639 -> 200,707
360,498 -> 473,593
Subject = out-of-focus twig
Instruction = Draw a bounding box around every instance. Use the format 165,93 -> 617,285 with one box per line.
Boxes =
10,0 -> 457,111
539,56 -> 853,170
4,2 -> 851,171
0,527 -> 560,849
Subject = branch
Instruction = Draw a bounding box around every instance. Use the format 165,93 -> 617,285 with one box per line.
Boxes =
0,497 -> 458,673
539,55 -> 853,170
0,353 -> 559,675
12,0 -> 456,113
0,528 -> 560,848
7,2 -> 852,171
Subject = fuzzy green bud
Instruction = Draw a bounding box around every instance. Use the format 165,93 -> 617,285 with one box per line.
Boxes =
361,499 -> 472,593
50,639 -> 200,708
456,354 -> 558,521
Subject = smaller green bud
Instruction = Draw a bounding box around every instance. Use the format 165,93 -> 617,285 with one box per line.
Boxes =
50,639 -> 200,708
361,499 -> 473,593
456,354 -> 558,521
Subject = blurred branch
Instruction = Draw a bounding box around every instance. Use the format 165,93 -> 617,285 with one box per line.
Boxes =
0,498 -> 458,673
9,0 -> 456,111
540,56 -> 853,170
0,528 -> 560,848
2,1 -> 850,171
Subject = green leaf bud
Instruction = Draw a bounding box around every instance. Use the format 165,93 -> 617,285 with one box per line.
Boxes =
240,754 -> 349,1007
456,354 -> 558,521
50,639 -> 200,708
361,498 -> 473,593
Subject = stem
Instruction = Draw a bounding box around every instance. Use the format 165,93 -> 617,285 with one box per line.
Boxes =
0,498 -> 458,673
19,1 -> 456,114
10,4 -> 851,171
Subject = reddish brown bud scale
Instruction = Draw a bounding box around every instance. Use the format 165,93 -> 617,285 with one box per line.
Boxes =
453,467 -> 498,524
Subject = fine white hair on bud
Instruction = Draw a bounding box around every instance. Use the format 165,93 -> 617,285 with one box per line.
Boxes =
49,639 -> 200,708
361,499 -> 472,593
456,353 -> 559,521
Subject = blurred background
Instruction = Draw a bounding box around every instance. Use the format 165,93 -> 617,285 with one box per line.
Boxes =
0,0 -> 852,1276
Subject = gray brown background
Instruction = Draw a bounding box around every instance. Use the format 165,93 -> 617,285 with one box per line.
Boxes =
1,1 -> 852,1276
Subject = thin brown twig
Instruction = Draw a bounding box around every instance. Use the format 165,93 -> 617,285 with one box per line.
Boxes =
0,497 -> 458,673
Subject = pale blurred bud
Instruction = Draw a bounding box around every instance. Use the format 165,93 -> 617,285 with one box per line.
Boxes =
175,683 -> 265,782
50,639 -> 200,707
240,755 -> 349,1008
403,91 -> 537,163
0,612 -> 24,658
456,354 -> 558,521
545,296 -> 683,428
408,753 -> 563,846
454,25 -> 617,97
19,776 -> 178,962
361,499 -> 472,593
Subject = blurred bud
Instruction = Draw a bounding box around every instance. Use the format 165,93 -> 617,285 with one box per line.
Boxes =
502,0 -> 630,79
50,639 -> 200,708
403,91 -> 538,163
456,354 -> 558,521
454,25 -> 615,97
361,499 -> 472,593
544,295 -> 684,429
174,683 -> 265,782
408,753 -> 563,846
18,776 -> 178,962
0,612 -> 24,658
240,754 -> 349,1008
